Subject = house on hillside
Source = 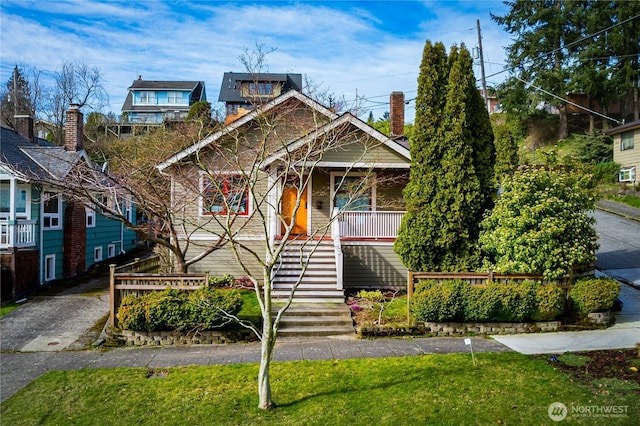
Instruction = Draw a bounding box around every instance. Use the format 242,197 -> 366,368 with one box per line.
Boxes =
0,107 -> 137,301
121,77 -> 207,124
219,72 -> 303,124
606,120 -> 639,184
158,89 -> 410,299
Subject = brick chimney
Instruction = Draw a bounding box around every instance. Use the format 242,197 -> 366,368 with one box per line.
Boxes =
64,104 -> 84,152
389,91 -> 405,138
14,115 -> 35,142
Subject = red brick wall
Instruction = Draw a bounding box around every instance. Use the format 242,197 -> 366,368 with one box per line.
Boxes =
64,106 -> 84,152
1,249 -> 39,301
63,200 -> 86,277
389,92 -> 405,137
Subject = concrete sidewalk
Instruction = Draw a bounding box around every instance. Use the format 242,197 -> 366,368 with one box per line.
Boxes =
493,281 -> 640,355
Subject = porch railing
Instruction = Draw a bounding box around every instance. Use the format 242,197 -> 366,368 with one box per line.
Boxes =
338,211 -> 405,238
0,220 -> 37,249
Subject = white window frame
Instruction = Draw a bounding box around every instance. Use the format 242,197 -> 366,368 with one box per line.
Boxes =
86,205 -> 96,228
108,244 -> 116,258
43,192 -> 62,229
619,166 -> 636,183
138,91 -> 156,104
199,171 -> 251,217
94,246 -> 103,262
167,91 -> 183,104
330,172 -> 377,212
620,131 -> 634,151
44,254 -> 55,281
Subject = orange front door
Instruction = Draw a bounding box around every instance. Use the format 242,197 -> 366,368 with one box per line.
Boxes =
282,181 -> 308,235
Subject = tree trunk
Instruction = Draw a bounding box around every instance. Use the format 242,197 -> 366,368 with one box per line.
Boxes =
258,309 -> 276,409
558,105 -> 569,140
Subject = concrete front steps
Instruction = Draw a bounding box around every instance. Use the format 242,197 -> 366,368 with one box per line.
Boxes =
275,303 -> 355,338
271,240 -> 354,338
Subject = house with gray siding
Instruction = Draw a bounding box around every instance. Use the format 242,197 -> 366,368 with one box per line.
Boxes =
0,107 -> 137,301
158,88 -> 411,300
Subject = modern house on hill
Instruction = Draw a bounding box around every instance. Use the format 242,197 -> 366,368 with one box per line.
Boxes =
0,107 -> 137,301
218,72 -> 303,124
121,77 -> 207,124
606,120 -> 639,184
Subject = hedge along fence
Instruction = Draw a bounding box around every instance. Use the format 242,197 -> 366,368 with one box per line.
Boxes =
109,255 -> 209,328
406,264 -> 595,323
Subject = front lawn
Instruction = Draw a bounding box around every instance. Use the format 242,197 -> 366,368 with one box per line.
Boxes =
2,352 -> 637,425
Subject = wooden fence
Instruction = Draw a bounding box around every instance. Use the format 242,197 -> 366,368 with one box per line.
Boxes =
109,255 -> 209,327
406,264 -> 595,323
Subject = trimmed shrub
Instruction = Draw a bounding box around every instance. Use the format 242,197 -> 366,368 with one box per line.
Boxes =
463,286 -> 498,322
484,281 -> 537,322
570,278 -> 620,314
411,280 -> 468,322
209,274 -> 234,288
117,287 -> 243,331
532,283 -> 566,321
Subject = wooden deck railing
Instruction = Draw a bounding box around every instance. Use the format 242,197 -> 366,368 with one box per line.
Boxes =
108,255 -> 209,327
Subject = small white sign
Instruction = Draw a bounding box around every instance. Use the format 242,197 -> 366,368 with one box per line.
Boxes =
464,338 -> 471,345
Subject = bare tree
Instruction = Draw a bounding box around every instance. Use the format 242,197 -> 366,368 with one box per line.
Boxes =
44,61 -> 109,145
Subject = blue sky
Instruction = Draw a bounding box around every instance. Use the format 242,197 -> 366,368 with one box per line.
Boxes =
0,0 -> 511,122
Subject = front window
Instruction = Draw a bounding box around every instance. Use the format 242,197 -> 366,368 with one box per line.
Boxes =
621,131 -> 634,150
139,91 -> 156,104
201,173 -> 249,216
333,174 -> 375,211
167,92 -> 183,104
0,185 -> 29,219
43,192 -> 61,229
248,82 -> 273,96
619,167 -> 636,183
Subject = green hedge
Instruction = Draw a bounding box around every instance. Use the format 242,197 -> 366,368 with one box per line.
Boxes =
411,280 -> 566,323
569,277 -> 620,314
117,287 -> 243,332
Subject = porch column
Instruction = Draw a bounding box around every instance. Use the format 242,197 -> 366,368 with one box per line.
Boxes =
9,177 -> 16,222
266,167 -> 278,249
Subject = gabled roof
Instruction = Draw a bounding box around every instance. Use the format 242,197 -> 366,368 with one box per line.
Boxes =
121,79 -> 206,112
262,112 -> 410,168
157,90 -> 338,171
0,126 -> 87,181
605,119 -> 640,136
219,72 -> 303,103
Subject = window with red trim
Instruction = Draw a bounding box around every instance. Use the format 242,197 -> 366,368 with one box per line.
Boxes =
201,174 -> 249,215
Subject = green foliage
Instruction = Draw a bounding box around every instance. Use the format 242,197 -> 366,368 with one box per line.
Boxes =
570,132 -> 613,164
482,282 -> 537,322
187,100 -> 213,126
532,283 -> 566,321
356,290 -> 384,302
411,280 -> 564,323
395,42 -> 495,272
117,287 -> 242,331
480,166 -> 598,280
590,162 -> 620,185
208,274 -> 234,288
411,280 -> 467,322
570,277 -> 620,313
493,123 -> 519,180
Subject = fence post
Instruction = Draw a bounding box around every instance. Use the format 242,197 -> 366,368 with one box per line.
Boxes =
134,258 -> 141,272
109,264 -> 116,328
204,272 -> 210,287
407,271 -> 414,324
488,270 -> 494,284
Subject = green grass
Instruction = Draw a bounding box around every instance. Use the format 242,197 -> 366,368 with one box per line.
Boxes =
0,303 -> 20,316
558,354 -> 591,367
2,352 -> 637,425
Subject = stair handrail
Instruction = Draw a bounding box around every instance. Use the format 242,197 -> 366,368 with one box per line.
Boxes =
331,207 -> 344,290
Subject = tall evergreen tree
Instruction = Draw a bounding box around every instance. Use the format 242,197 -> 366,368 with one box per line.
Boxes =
395,43 -> 495,272
0,66 -> 34,129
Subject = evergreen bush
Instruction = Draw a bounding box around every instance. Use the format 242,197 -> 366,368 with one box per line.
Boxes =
531,283 -> 566,321
117,286 -> 242,331
570,277 -> 620,313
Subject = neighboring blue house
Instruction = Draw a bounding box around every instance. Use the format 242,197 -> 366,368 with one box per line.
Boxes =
0,107 -> 137,301
121,76 -> 207,124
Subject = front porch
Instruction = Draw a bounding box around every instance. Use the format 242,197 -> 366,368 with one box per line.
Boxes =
0,220 -> 37,249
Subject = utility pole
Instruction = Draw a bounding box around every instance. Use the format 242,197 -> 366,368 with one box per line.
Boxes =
477,19 -> 489,112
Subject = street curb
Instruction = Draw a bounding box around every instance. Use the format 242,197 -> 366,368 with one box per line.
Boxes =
595,205 -> 640,223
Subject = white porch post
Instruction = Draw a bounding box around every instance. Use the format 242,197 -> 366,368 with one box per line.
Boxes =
9,177 -> 16,222
266,167 -> 278,251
